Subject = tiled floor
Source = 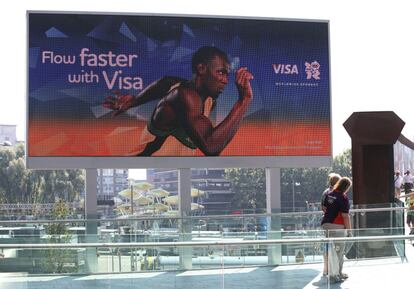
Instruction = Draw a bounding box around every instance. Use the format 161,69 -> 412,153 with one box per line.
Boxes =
1,241 -> 413,289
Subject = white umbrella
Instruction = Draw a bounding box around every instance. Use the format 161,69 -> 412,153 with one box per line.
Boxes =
149,188 -> 170,198
113,197 -> 123,205
191,188 -> 205,197
164,210 -> 179,216
118,188 -> 140,199
135,195 -> 154,205
115,203 -> 131,214
116,203 -> 131,209
154,203 -> 169,212
163,195 -> 179,206
132,182 -> 154,191
191,203 -> 204,210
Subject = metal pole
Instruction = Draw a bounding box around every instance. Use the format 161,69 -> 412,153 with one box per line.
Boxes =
111,250 -> 114,272
118,251 -> 122,272
4,234 -> 414,249
131,184 -> 134,216
292,178 -> 295,212
85,169 -> 98,273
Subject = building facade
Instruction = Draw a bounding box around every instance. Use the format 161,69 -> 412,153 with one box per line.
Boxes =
394,140 -> 414,173
148,169 -> 234,214
0,124 -> 17,145
97,169 -> 129,216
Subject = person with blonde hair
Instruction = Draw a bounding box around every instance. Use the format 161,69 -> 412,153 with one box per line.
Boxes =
320,172 -> 341,276
321,173 -> 341,212
321,177 -> 352,283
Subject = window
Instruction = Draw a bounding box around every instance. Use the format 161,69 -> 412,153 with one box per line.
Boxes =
102,169 -> 112,176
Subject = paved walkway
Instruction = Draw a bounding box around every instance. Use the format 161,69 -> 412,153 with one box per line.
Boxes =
1,241 -> 413,289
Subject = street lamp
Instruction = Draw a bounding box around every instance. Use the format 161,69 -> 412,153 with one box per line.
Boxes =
128,177 -> 135,216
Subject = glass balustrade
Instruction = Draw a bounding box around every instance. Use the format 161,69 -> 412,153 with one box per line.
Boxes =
0,204 -> 411,289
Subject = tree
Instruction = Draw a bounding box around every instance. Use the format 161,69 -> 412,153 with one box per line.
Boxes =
281,167 -> 331,209
43,200 -> 75,273
26,170 -> 46,205
281,149 -> 352,208
0,145 -> 28,203
332,148 -> 353,198
224,149 -> 352,211
332,148 -> 352,178
225,168 -> 266,211
0,144 -> 85,206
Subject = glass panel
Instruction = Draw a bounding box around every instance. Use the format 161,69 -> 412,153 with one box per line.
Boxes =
324,227 -> 409,287
2,232 -> 414,289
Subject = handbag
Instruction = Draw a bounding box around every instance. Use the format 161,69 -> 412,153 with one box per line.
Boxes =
327,242 -> 340,276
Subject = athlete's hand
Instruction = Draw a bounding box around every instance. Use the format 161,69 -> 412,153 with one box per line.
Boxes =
103,91 -> 135,116
235,67 -> 254,101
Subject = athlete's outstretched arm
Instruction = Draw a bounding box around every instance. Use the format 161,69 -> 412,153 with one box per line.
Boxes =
103,76 -> 185,116
177,68 -> 253,156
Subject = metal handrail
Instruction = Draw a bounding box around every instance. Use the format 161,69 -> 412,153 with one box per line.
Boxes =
0,206 -> 407,225
1,234 -> 413,249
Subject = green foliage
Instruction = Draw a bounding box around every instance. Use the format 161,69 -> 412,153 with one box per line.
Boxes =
225,168 -> 266,210
332,148 -> 352,178
281,167 -> 331,207
0,144 -> 85,205
225,149 -> 352,210
0,144 -> 85,272
46,200 -> 70,236
281,149 -> 352,208
43,200 -> 76,273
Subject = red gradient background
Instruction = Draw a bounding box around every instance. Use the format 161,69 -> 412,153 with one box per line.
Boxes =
29,119 -> 331,157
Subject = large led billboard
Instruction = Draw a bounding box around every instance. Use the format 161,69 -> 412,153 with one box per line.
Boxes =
27,11 -> 331,169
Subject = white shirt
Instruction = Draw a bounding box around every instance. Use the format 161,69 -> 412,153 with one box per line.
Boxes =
394,175 -> 403,188
403,174 -> 412,184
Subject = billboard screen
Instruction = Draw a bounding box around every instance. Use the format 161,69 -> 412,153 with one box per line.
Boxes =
27,12 -> 331,168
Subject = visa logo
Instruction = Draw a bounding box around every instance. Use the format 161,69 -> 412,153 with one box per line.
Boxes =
272,64 -> 298,74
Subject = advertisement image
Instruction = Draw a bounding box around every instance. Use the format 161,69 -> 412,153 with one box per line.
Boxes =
28,12 -> 331,159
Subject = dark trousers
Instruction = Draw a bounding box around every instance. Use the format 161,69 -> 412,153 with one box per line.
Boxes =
404,183 -> 413,193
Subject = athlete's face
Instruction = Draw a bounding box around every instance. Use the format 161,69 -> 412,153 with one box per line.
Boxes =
202,55 -> 230,97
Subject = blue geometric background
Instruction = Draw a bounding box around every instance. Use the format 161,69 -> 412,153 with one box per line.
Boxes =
29,13 -> 330,124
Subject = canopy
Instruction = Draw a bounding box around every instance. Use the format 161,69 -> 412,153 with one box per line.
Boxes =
134,195 -> 154,205
164,210 -> 179,216
149,188 -> 170,198
132,182 -> 154,191
154,203 -> 169,212
163,195 -> 178,206
191,188 -> 205,197
117,188 -> 140,199
191,203 -> 204,210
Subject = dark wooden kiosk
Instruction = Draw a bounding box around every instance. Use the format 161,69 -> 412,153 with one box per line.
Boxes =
344,111 -> 410,257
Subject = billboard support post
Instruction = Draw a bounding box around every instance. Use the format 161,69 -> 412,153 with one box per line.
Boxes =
85,168 -> 98,273
266,167 -> 282,265
178,168 -> 192,270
